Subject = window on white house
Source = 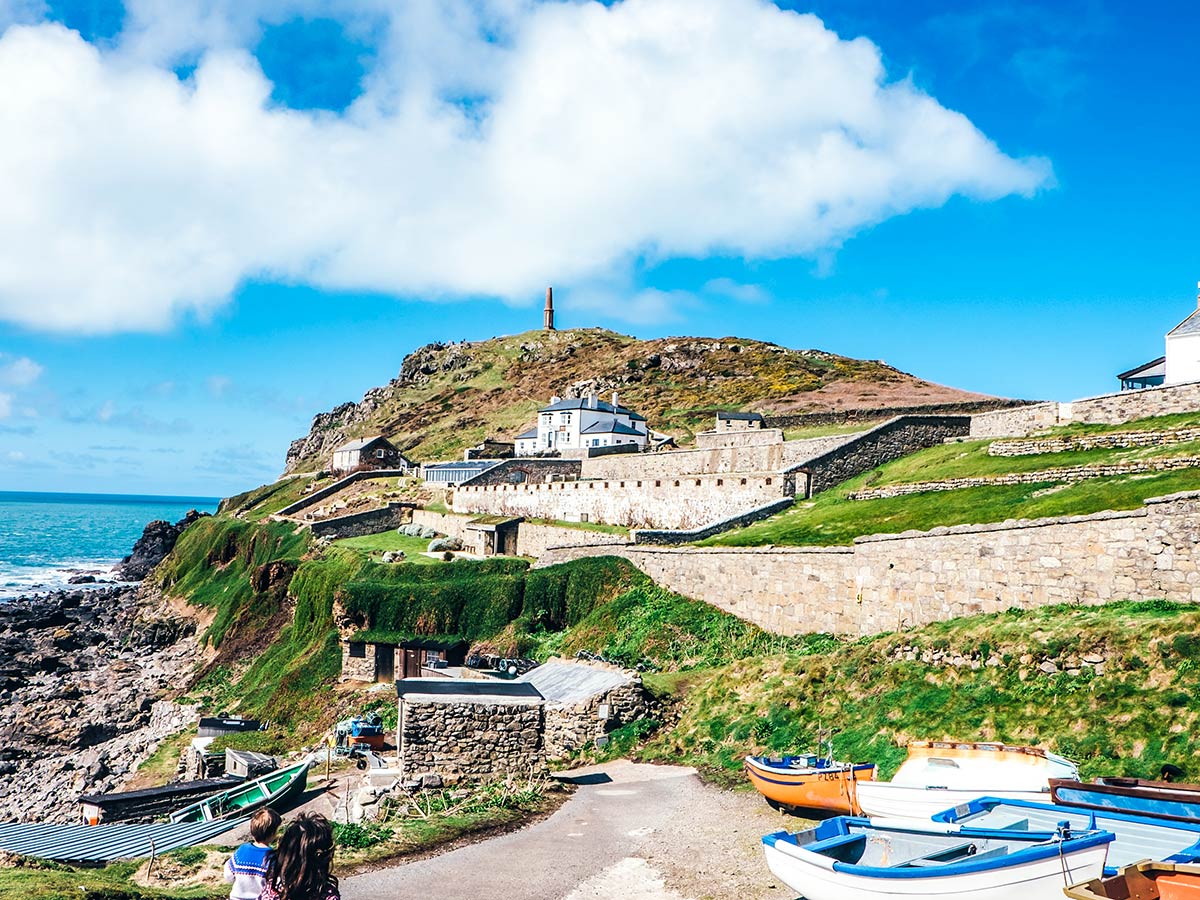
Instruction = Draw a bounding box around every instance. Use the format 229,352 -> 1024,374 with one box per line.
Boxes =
375,449 -> 386,458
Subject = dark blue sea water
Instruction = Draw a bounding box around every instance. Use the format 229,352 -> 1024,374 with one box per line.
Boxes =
0,491 -> 220,599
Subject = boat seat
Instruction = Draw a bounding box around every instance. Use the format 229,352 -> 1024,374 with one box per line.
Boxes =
891,841 -> 977,868
807,833 -> 867,863
907,845 -> 1010,867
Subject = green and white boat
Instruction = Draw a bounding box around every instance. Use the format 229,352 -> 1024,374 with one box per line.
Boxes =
168,761 -> 310,823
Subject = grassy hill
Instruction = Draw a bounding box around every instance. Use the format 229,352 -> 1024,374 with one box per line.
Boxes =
283,328 -> 1001,471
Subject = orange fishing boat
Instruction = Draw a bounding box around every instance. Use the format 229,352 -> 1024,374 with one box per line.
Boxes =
745,752 -> 877,816
1066,860 -> 1200,899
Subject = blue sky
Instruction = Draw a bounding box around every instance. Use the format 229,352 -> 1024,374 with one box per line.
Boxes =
0,0 -> 1196,497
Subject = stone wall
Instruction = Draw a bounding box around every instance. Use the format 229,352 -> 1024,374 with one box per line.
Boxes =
340,639 -> 376,682
631,496 -> 795,545
459,458 -> 582,486
543,678 -> 654,758
580,434 -> 854,480
764,399 -> 1029,431
797,416 -> 972,495
515,522 -> 630,558
309,504 -> 413,539
848,457 -> 1200,500
534,491 -> 1200,638
452,472 -> 797,530
969,403 -> 1061,438
400,698 -> 546,780
277,469 -> 409,517
695,428 -> 785,449
969,381 -> 1200,439
989,428 -> 1200,456
411,509 -> 476,542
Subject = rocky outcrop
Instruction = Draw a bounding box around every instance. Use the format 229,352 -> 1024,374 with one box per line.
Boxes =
113,509 -> 208,581
0,587 -> 200,822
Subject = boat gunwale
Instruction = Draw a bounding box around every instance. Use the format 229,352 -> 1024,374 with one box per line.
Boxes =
763,818 -> 1115,881
169,761 -> 309,823
1052,778 -> 1200,824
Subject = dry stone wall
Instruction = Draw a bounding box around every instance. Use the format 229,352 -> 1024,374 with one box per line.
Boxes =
515,522 -> 630,558
452,472 -> 796,530
535,491 -> 1200,638
798,416 -> 972,495
580,434 -> 854,479
400,698 -> 546,780
459,459 -> 581,486
990,429 -> 1200,456
970,381 -> 1200,438
695,428 -> 786,449
848,457 -> 1200,500
411,509 -> 475,542
309,504 -> 413,539
969,403 -> 1060,438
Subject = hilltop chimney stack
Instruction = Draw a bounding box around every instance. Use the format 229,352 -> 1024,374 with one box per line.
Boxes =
544,286 -> 555,330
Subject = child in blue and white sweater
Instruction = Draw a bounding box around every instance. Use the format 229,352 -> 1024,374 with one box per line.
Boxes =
224,808 -> 281,900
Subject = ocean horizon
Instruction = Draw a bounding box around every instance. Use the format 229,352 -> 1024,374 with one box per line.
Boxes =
0,490 -> 221,600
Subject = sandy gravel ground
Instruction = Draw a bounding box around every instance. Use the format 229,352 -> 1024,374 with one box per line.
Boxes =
341,760 -> 805,900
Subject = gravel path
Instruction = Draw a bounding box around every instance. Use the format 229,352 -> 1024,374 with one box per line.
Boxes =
341,760 -> 799,900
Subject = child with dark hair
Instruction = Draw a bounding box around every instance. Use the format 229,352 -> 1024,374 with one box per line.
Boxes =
223,808 -> 282,900
260,812 -> 340,900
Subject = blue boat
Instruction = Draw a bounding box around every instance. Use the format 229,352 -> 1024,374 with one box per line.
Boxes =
1051,777 -> 1200,825
762,814 -> 1112,900
931,796 -> 1200,874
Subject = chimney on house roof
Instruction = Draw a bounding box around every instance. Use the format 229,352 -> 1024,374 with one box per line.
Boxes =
587,393 -> 598,409
611,391 -> 620,408
544,286 -> 555,331
550,395 -> 561,404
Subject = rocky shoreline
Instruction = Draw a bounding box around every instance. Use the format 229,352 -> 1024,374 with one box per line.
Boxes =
0,512 -> 209,823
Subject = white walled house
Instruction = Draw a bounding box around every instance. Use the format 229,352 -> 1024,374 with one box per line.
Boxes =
515,394 -> 648,456
1167,297 -> 1200,385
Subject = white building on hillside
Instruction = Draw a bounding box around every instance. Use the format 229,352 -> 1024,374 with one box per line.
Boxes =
1119,284 -> 1200,389
515,393 -> 648,456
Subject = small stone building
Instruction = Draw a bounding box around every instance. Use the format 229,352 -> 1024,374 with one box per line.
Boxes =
715,410 -> 764,431
396,679 -> 547,781
516,660 -> 652,756
331,436 -> 413,474
341,637 -> 468,683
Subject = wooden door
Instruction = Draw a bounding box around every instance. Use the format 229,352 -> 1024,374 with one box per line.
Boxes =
375,644 -> 394,682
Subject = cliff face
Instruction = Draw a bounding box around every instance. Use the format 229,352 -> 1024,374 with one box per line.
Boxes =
284,328 -> 998,472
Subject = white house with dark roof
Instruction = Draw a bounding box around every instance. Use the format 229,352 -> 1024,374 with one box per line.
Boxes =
331,436 -> 413,473
1121,285 -> 1200,389
514,393 -> 648,456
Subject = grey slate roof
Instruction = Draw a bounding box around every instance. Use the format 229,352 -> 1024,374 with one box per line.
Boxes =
516,660 -> 631,704
1117,357 -> 1166,380
539,398 -> 647,421
580,421 -> 643,436
396,678 -> 542,702
515,428 -> 538,439
0,817 -> 250,862
1168,309 -> 1200,337
334,436 -> 390,453
717,411 -> 764,421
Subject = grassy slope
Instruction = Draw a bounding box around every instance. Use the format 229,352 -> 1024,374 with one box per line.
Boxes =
287,328 -> 992,469
642,599 -> 1200,786
708,414 -> 1200,547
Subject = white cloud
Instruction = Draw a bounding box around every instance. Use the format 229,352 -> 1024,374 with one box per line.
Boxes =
0,391 -> 11,419
704,278 -> 768,304
0,0 -> 1051,333
0,353 -> 42,386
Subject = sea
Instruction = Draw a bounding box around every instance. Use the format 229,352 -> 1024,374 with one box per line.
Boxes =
0,491 -> 221,600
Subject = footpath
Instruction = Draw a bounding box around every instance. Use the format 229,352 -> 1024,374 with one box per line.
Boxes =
341,760 -> 789,900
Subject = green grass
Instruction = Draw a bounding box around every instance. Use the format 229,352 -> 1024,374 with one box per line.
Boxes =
0,861 -> 224,899
1040,410 -> 1200,437
522,517 -> 631,535
707,459 -> 1200,547
782,422 -> 874,440
642,598 -> 1200,786
333,531 -> 445,563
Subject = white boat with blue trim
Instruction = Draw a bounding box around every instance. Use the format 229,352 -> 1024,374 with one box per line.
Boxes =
931,796 -> 1200,874
761,815 -> 1111,900
854,740 -> 1080,821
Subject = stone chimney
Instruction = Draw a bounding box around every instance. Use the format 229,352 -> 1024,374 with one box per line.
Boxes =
544,286 -> 555,331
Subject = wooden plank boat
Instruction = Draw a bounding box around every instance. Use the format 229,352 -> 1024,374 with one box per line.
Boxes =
1052,777 -> 1200,825
744,754 -> 876,816
854,740 -> 1079,821
1065,860 -> 1200,899
168,761 -> 309,824
931,796 -> 1200,873
761,814 -> 1112,900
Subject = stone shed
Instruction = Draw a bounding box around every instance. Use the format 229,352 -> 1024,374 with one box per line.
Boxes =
516,659 -> 654,757
342,637 -> 468,683
396,679 -> 547,782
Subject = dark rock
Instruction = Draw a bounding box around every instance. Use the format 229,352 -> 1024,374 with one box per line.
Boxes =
67,575 -> 96,585
113,509 -> 209,581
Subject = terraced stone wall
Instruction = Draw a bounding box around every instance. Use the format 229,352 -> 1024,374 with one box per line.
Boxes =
534,491 -> 1200,637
